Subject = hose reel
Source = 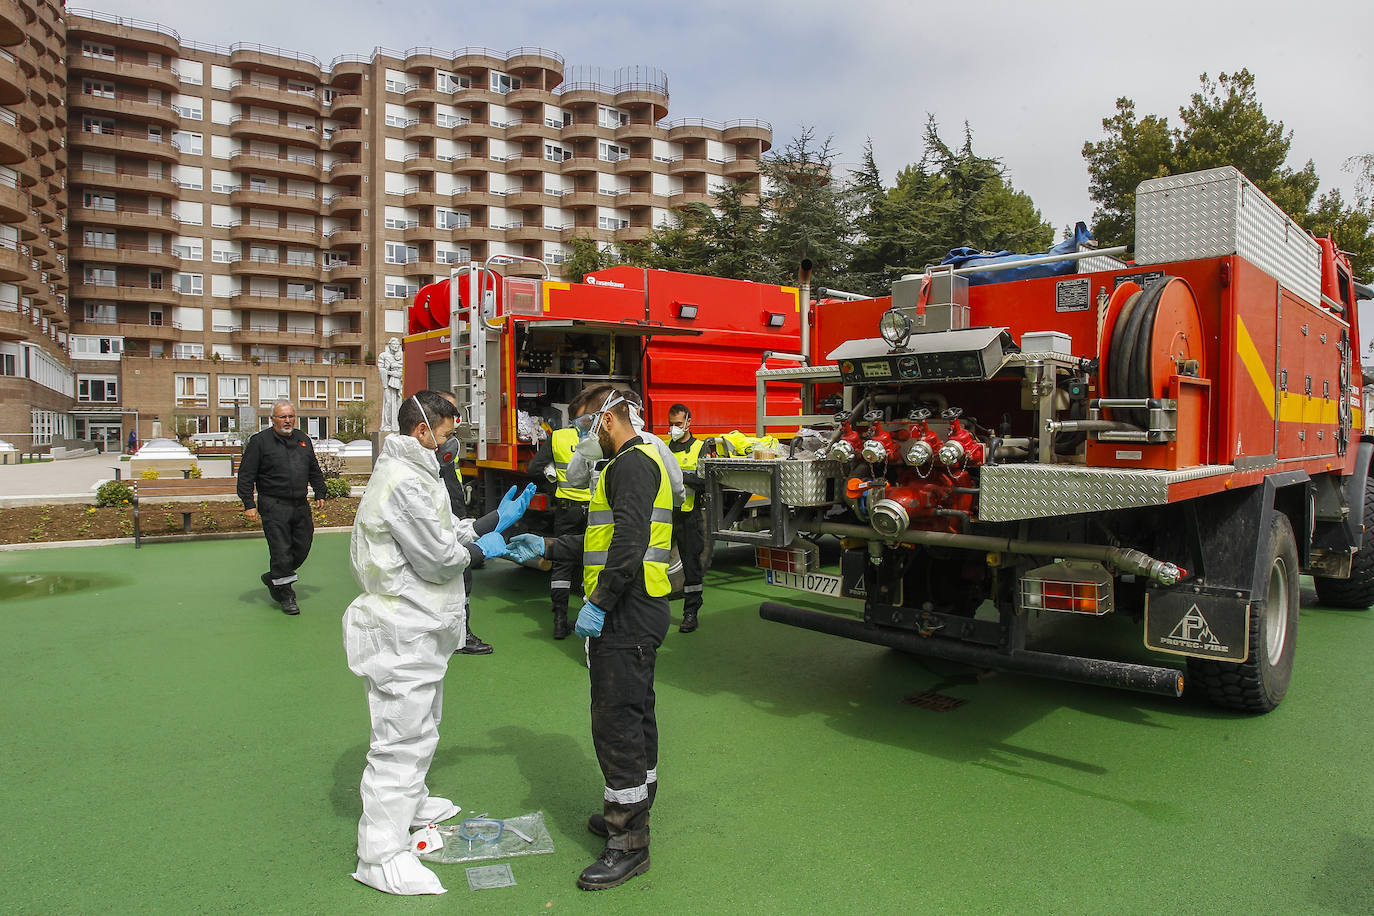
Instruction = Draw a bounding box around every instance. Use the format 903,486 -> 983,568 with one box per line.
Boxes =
1099,275 -> 1207,428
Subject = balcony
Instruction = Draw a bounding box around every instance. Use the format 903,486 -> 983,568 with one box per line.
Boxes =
228,219 -> 321,247
326,194 -> 364,216
0,0 -> 31,46
70,243 -> 179,271
453,120 -> 503,142
668,190 -> 714,208
68,89 -> 180,126
69,206 -> 179,233
724,157 -> 760,178
322,328 -> 365,347
402,223 -> 439,243
560,190 -> 597,208
229,114 -> 320,145
66,10 -> 182,56
229,80 -> 321,115
327,157 -> 364,181
67,53 -> 179,92
402,118 -> 445,142
0,110 -> 22,165
401,188 -> 449,210
324,296 -> 364,315
561,156 -> 602,175
328,92 -> 363,117
71,281 -> 181,306
402,154 -> 445,176
505,118 -> 559,142
668,157 -> 713,176
80,318 -> 185,342
450,188 -> 501,208
0,49 -> 25,107
615,156 -> 655,177
230,186 -> 321,214
230,150 -> 321,182
228,43 -> 322,83
229,255 -> 321,282
615,190 -> 660,208
722,119 -> 773,148
323,226 -> 363,247
230,326 -> 323,347
561,119 -> 603,142
329,127 -> 364,150
505,153 -> 558,176
0,175 -> 25,222
450,224 -> 503,243
0,236 -> 25,282
69,167 -> 177,198
402,85 -> 449,107
230,291 -> 321,313
615,119 -> 665,142
505,223 -> 560,244
69,127 -> 180,163
322,262 -> 366,280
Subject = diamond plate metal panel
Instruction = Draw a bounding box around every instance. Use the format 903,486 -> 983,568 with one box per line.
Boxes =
978,464 -> 1234,521
703,457 -> 842,506
1135,167 -> 1320,305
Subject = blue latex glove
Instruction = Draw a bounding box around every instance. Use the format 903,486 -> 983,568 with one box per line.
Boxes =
574,600 -> 606,638
474,531 -> 507,560
496,483 -> 537,532
507,533 -> 546,563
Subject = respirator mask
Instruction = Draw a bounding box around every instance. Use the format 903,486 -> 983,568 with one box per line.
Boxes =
669,425 -> 686,441
411,395 -> 463,464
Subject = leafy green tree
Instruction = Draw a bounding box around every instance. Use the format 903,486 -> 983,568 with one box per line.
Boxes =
561,237 -> 619,281
1082,98 -> 1174,247
337,400 -> 373,443
760,126 -> 853,288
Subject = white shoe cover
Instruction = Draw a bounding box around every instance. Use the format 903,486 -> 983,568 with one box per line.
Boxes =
351,852 -> 447,895
411,795 -> 460,828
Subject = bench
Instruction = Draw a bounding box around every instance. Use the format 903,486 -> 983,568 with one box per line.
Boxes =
132,476 -> 243,548
195,445 -> 244,474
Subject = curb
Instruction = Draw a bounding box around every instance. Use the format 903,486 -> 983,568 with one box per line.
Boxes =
0,526 -> 353,552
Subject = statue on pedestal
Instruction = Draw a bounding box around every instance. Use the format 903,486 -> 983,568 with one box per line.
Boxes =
377,337 -> 404,433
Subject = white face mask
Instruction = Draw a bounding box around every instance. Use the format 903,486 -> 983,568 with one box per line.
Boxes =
669,425 -> 686,441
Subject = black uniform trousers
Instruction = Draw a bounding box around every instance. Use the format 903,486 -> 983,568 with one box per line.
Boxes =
589,624 -> 663,851
551,498 -> 589,613
259,493 -> 314,586
673,506 -> 705,613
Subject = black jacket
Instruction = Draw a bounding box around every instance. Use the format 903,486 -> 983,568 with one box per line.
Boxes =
237,428 -> 326,509
546,440 -> 669,646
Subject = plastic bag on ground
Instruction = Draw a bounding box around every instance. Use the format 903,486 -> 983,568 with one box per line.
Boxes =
419,811 -> 555,864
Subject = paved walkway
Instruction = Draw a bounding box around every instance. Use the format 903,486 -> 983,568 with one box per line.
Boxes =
0,454 -> 131,504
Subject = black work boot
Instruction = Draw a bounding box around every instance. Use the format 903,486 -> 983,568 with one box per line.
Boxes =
457,630 -> 493,655
679,609 -> 699,633
587,813 -> 608,837
279,583 -> 299,616
553,609 -> 571,640
260,572 -> 284,603
577,846 -> 649,890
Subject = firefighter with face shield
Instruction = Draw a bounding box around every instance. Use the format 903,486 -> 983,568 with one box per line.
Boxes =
343,389 -> 533,896
507,386 -> 673,890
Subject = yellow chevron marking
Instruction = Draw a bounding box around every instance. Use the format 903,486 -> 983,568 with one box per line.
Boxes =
1237,316 -> 1344,425
542,281 -> 570,313
1235,316 -> 1275,419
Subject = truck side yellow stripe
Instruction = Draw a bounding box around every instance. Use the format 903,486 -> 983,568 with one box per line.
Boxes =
1235,316 -> 1275,418
542,281 -> 570,313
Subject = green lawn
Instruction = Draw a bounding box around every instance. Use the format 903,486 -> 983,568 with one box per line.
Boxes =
1,535 -> 1371,914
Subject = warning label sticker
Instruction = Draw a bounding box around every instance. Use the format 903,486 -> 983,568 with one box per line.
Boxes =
1055,277 -> 1091,312
1145,592 -> 1249,662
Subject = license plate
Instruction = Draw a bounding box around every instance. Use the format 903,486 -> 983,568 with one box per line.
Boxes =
765,569 -> 843,597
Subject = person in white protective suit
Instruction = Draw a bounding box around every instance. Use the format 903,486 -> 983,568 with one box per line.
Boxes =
343,388 -> 534,896
565,389 -> 684,507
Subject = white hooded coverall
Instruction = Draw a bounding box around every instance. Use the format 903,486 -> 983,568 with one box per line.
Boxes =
342,433 -> 482,887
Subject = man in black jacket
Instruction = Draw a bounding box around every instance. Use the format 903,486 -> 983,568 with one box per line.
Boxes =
238,399 -> 326,615
439,391 -> 492,654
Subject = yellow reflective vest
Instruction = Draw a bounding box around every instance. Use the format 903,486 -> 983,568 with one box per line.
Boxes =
671,437 -> 705,512
584,442 -> 673,598
550,427 -> 591,502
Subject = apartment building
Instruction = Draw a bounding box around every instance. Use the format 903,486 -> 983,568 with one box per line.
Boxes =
2,6 -> 772,451
0,0 -> 71,452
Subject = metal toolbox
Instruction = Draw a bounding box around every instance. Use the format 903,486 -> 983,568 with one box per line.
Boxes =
702,457 -> 841,506
1135,166 -> 1321,305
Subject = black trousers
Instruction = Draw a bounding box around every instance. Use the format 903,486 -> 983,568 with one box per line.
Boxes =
589,638 -> 659,850
674,506 -> 705,613
551,499 -> 588,613
259,494 -> 313,586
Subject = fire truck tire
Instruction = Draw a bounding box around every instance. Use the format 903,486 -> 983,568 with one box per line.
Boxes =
1187,512 -> 1299,713
1313,476 -> 1374,609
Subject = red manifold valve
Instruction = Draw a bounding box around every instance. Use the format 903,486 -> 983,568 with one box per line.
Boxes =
937,408 -> 984,467
825,416 -> 864,462
901,407 -> 941,467
861,424 -> 900,465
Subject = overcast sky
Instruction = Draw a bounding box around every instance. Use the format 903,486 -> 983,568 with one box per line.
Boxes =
84,0 -> 1373,241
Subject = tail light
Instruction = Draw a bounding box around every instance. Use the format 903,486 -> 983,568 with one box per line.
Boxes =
1019,561 -> 1113,615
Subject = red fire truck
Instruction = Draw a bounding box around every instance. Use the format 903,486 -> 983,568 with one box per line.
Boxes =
703,167 -> 1370,713
402,260 -> 806,514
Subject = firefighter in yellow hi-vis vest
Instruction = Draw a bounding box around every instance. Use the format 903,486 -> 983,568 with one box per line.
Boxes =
526,389 -> 599,639
505,386 -> 671,891
666,403 -> 715,632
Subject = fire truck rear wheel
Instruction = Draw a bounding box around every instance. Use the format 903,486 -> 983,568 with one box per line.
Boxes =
1313,476 -> 1374,609
1187,512 -> 1299,713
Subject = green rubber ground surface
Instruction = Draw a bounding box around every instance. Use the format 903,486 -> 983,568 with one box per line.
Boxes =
2,535 -> 1372,914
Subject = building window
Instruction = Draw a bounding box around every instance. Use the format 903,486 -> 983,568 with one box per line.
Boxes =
82,191 -> 115,211
384,242 -> 417,265
172,132 -> 203,155
259,375 -> 289,406
174,273 -> 204,295
336,378 -> 365,403
598,142 -> 629,163
173,343 -> 205,360
172,241 -> 203,261
298,377 -> 327,406
489,71 -> 520,94
83,230 -> 116,249
82,80 -> 115,99
384,280 -> 418,299
84,302 -> 117,322
77,376 -> 119,403
217,414 -> 242,433
84,267 -> 116,287
545,143 -> 569,162
81,43 -> 116,61
175,373 -> 209,408
598,216 -> 629,231
218,375 -> 250,406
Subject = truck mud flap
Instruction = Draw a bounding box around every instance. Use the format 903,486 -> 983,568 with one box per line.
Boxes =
1144,588 -> 1249,662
